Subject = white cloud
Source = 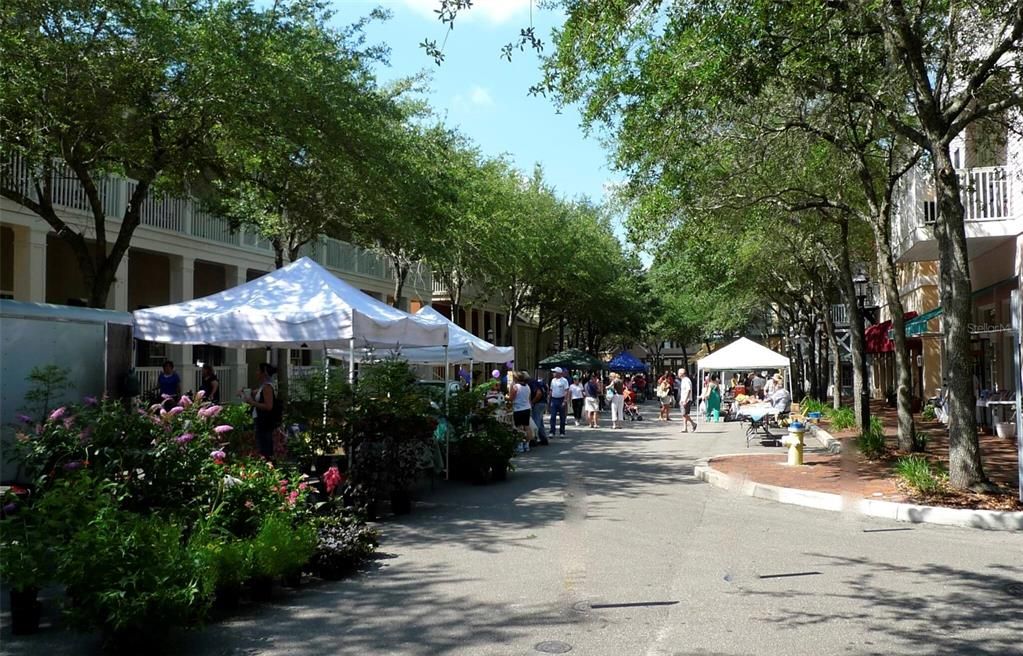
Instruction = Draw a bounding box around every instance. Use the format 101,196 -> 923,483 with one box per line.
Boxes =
400,0 -> 532,24
468,85 -> 494,106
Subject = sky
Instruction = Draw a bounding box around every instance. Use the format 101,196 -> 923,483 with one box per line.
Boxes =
331,0 -> 619,206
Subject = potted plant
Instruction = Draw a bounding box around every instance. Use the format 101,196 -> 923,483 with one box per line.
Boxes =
308,513 -> 379,580
249,514 -> 316,597
0,498 -> 49,635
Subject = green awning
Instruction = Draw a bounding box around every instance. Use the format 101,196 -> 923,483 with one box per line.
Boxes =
904,306 -> 943,337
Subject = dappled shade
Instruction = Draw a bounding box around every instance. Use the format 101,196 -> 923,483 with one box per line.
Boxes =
538,348 -> 604,371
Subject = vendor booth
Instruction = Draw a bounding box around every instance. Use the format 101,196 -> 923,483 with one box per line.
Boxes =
696,337 -> 792,427
607,351 -> 648,373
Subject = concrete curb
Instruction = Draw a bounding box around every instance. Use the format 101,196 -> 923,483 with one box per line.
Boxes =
807,423 -> 841,454
694,456 -> 1023,531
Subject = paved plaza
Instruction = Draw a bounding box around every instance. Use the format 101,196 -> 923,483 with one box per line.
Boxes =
4,412 -> 1021,656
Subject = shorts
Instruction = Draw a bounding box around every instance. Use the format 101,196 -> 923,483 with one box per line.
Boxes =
584,397 -> 600,412
683,401 -> 693,414
513,409 -> 531,427
660,396 -> 675,407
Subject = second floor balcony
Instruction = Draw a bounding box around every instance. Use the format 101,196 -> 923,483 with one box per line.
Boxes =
893,163 -> 1022,263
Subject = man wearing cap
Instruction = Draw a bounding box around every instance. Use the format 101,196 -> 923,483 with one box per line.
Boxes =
548,367 -> 570,436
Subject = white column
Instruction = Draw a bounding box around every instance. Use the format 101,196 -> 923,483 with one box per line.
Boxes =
109,250 -> 130,312
169,255 -> 195,369
13,224 -> 47,302
225,264 -> 248,391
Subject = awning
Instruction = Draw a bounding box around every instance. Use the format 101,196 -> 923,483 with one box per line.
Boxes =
904,306 -> 943,337
868,312 -> 919,352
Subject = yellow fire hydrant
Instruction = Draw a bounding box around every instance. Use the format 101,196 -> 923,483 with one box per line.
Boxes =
783,421 -> 806,466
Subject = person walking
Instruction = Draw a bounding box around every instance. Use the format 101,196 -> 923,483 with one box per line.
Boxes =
548,367 -> 570,436
242,363 -> 278,460
609,373 -> 626,429
584,372 -> 601,428
678,369 -> 698,432
529,374 -> 549,445
656,371 -> 675,421
509,371 -> 533,452
569,376 -> 585,426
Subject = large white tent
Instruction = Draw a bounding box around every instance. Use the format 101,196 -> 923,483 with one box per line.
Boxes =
696,337 -> 792,393
336,306 -> 514,365
132,257 -> 448,350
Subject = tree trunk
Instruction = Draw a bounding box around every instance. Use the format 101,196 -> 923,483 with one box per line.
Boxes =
931,146 -> 988,489
873,218 -> 918,451
390,254 -> 409,309
533,305 -> 545,370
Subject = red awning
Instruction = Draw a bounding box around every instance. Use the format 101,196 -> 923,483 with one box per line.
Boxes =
865,312 -> 919,353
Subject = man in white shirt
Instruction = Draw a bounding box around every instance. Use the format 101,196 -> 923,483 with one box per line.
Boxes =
548,367 -> 571,436
770,386 -> 792,413
678,369 -> 698,432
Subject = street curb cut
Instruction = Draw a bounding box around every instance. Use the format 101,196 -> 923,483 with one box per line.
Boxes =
693,456 -> 1022,531
807,423 -> 841,453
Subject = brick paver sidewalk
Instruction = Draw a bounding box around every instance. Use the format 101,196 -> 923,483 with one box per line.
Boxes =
710,401 -> 1020,509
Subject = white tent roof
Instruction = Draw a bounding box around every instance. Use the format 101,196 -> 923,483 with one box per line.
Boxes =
132,257 -> 447,349
330,306 -> 514,364
696,337 -> 790,370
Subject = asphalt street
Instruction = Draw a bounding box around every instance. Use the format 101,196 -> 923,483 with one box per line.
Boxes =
4,412 -> 1021,655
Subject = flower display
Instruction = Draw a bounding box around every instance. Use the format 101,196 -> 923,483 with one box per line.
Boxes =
324,466 -> 342,495
47,407 -> 67,422
175,433 -> 195,445
211,449 -> 227,464
178,395 -> 192,408
198,405 -> 223,419
214,425 -> 233,434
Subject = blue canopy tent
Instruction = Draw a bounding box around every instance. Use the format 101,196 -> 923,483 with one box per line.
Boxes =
608,351 -> 648,373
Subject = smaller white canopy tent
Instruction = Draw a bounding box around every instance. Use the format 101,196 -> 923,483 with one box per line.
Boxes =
132,257 -> 447,350
695,338 -> 792,419
332,306 -> 514,366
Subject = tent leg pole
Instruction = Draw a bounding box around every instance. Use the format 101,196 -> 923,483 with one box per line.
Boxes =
322,346 -> 329,428
444,345 -> 450,481
348,337 -> 354,472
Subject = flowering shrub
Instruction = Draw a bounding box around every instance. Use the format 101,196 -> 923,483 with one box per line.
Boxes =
308,513 -> 379,580
249,513 -> 317,581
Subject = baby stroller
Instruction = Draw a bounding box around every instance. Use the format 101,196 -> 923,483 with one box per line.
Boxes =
624,391 -> 644,421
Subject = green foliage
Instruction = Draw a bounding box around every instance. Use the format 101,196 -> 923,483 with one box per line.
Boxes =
20,365 -> 72,422
308,513 -> 379,580
800,397 -> 825,415
895,455 -> 947,496
921,403 -> 937,421
0,492 -> 53,591
250,514 -> 317,579
828,407 -> 857,431
857,417 -> 887,460
58,507 -> 214,639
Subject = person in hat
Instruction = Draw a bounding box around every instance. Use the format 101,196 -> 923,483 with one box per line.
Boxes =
548,367 -> 570,436
764,372 -> 782,398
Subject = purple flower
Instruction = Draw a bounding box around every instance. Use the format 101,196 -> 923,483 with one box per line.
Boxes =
178,395 -> 192,408
149,403 -> 164,413
167,406 -> 184,416
63,416 -> 75,429
17,414 -> 32,423
198,405 -> 222,419
175,432 -> 194,445
210,449 -> 226,463
63,460 -> 84,472
161,394 -> 174,400
213,425 -> 233,434
83,396 -> 98,406
2,502 -> 18,515
48,406 -> 67,422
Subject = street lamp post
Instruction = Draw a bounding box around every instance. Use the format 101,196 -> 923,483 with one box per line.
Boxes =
852,271 -> 871,430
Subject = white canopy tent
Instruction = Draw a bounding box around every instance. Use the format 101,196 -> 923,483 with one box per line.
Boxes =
133,257 -> 448,353
696,338 -> 792,418
332,306 -> 514,366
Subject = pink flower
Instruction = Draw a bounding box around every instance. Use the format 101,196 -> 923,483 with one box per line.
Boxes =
178,395 -> 192,408
83,396 -> 98,406
196,390 -> 206,401
287,490 -> 300,506
48,407 -> 67,422
175,433 -> 194,445
324,466 -> 342,495
198,405 -> 223,419
63,416 -> 75,429
210,449 -> 226,463
213,425 -> 233,434
149,403 -> 164,413
298,482 -> 308,491
167,406 -> 184,416
161,394 -> 174,400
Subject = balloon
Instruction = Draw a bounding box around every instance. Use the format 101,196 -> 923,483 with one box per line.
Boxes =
491,369 -> 501,379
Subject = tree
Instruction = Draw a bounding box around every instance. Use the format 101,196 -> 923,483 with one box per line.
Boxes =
0,0 -> 264,307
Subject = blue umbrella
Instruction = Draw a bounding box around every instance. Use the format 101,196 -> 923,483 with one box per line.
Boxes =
608,352 -> 648,373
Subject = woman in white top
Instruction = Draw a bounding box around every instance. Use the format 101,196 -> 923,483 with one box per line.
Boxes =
508,371 -> 533,450
568,377 -> 585,426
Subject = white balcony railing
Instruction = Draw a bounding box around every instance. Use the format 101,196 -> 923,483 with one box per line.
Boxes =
135,364 -> 247,402
0,154 -> 433,290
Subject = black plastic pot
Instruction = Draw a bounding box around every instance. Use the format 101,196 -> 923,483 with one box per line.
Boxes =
249,575 -> 275,602
490,462 -> 509,482
390,490 -> 413,515
9,587 -> 41,635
